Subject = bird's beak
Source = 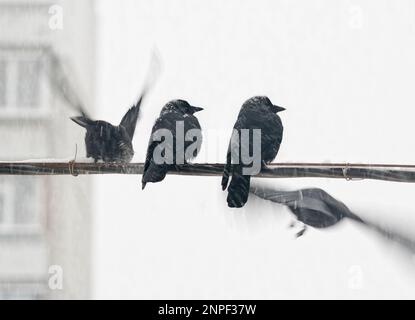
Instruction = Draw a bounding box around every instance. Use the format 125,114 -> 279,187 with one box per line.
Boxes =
272,105 -> 286,113
191,106 -> 204,113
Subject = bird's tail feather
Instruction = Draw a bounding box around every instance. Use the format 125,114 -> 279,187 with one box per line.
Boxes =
141,163 -> 168,189
227,173 -> 251,208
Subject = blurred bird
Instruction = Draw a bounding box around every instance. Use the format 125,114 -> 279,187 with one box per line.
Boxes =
251,185 -> 415,254
70,51 -> 161,163
142,100 -> 203,189
222,96 -> 285,208
70,92 -> 146,163
251,185 -> 359,237
45,47 -> 90,118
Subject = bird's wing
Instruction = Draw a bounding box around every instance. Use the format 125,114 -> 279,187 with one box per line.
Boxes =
221,142 -> 232,190
70,116 -> 96,128
46,48 -> 91,119
250,185 -> 299,203
143,117 -> 165,174
143,135 -> 155,176
120,49 -> 162,140
143,138 -> 158,174
120,89 -> 146,140
221,119 -> 243,191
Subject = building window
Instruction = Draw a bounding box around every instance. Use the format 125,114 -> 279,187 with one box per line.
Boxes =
17,59 -> 41,107
0,177 -> 41,234
0,48 -> 49,117
0,281 -> 46,300
0,191 -> 5,224
0,60 -> 7,106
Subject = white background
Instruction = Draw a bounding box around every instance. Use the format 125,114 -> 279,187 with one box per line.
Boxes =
93,0 -> 415,299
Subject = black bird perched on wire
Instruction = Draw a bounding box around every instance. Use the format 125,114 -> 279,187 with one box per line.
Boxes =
70,52 -> 161,163
70,92 -> 146,163
222,96 -> 285,208
142,100 -> 204,189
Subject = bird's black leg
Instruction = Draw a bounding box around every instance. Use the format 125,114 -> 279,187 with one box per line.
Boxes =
296,225 -> 307,238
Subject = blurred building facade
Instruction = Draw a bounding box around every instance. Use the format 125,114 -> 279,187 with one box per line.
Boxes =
0,0 -> 95,299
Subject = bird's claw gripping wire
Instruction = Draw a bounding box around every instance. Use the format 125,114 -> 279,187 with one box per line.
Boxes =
68,144 -> 78,177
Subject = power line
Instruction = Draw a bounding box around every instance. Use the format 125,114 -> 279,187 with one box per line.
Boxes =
1,161 -> 415,183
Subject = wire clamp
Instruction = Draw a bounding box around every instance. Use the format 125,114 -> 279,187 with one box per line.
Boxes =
68,144 -> 79,177
342,163 -> 351,181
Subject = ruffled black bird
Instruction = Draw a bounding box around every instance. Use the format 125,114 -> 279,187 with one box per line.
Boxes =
70,51 -> 161,163
222,96 -> 285,208
70,92 -> 146,163
142,100 -> 203,189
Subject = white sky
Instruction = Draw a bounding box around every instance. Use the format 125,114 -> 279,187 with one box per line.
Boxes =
93,0 -> 415,299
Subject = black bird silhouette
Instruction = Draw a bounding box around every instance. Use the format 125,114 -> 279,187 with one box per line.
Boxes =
251,185 -> 361,237
70,51 -> 161,163
251,185 -> 415,253
222,96 -> 285,208
142,100 -> 203,189
70,92 -> 146,163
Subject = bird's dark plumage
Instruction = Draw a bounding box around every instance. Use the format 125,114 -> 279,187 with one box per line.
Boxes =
250,185 -> 415,252
70,50 -> 161,163
251,186 -> 351,229
142,100 -> 203,189
222,96 -> 284,208
71,90 -> 146,163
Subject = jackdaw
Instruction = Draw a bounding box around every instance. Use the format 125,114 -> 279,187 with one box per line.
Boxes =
70,52 -> 161,163
250,184 -> 415,253
222,96 -> 285,208
142,100 -> 203,189
71,91 -> 147,163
